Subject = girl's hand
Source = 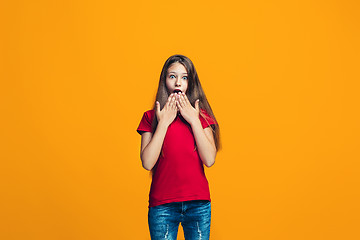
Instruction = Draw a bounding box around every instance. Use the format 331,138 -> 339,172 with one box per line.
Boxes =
156,93 -> 178,127
176,92 -> 200,126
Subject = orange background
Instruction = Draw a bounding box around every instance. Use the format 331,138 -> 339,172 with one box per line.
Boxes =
1,0 -> 359,239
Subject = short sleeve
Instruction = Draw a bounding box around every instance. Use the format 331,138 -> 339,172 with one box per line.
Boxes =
199,109 -> 217,129
136,110 -> 155,135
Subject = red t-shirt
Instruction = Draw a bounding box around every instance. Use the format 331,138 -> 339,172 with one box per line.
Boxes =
137,109 -> 217,207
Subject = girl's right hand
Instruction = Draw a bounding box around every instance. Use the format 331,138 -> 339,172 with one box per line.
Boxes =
156,93 -> 178,127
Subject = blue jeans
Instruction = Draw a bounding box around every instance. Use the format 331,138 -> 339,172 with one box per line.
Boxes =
148,200 -> 211,240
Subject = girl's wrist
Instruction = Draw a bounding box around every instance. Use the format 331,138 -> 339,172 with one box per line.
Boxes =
158,120 -> 170,129
189,118 -> 201,128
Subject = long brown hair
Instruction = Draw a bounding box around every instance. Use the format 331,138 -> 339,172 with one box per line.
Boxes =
152,54 -> 221,151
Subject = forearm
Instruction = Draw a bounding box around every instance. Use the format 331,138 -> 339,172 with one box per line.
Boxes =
141,122 -> 168,170
190,119 -> 217,167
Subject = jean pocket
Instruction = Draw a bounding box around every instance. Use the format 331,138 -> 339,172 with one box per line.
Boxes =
193,200 -> 210,204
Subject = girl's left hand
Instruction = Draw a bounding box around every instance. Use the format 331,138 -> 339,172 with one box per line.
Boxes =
176,92 -> 200,125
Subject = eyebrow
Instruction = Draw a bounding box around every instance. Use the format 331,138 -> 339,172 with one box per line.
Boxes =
168,72 -> 188,75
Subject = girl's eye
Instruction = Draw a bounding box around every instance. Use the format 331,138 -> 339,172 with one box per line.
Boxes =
182,76 -> 188,80
170,75 -> 176,79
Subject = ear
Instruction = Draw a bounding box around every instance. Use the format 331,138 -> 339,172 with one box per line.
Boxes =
195,99 -> 200,112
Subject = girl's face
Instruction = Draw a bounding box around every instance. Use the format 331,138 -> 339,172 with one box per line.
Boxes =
165,62 -> 188,95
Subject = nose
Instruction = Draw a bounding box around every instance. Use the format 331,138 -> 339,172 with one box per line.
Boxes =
175,77 -> 181,87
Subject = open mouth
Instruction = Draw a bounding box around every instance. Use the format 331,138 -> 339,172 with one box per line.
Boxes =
173,89 -> 182,94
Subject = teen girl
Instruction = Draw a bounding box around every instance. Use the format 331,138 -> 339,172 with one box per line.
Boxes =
137,54 -> 220,240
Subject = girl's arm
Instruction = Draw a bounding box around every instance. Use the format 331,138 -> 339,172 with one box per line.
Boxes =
190,120 -> 217,167
140,122 -> 169,171
176,93 -> 217,167
140,94 -> 177,171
